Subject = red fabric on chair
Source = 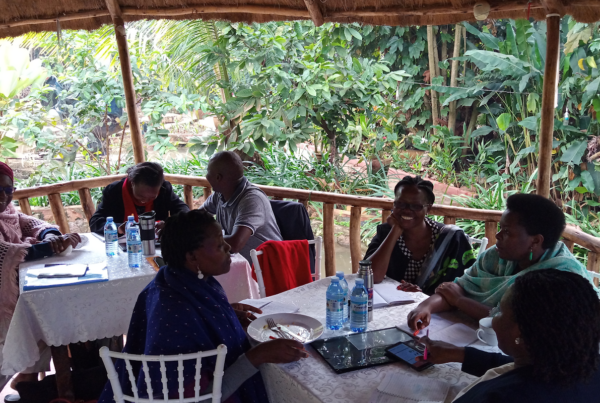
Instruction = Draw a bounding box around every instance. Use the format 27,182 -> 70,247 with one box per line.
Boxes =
251,240 -> 312,297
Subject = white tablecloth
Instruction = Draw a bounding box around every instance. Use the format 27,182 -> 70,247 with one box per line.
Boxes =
1,234 -> 259,375
259,274 -> 499,403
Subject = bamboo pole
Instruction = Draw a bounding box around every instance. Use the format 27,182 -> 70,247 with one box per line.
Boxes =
13,175 -> 123,199
587,252 -> 600,287
427,26 -> 439,134
183,185 -> 194,209
18,198 -> 32,216
563,239 -> 575,252
349,207 -> 362,274
448,25 -> 462,134
485,221 -> 498,248
303,0 -> 324,26
48,193 -> 70,234
323,203 -> 336,276
443,216 -> 456,225
381,209 -> 391,224
203,186 -> 212,202
536,14 -> 561,198
105,0 -> 145,164
77,188 -> 96,222
440,27 -> 448,85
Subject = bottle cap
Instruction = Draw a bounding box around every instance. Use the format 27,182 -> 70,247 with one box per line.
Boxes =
107,217 -> 113,222
330,277 -> 339,283
359,260 -> 372,267
128,215 -> 135,221
336,271 -> 344,278
355,278 -> 364,284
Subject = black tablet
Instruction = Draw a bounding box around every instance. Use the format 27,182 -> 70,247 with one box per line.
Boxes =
385,340 -> 435,372
311,327 -> 413,374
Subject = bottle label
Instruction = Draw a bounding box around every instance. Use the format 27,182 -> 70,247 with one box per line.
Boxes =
367,288 -> 373,312
105,230 -> 118,243
351,300 -> 368,315
128,241 -> 142,254
327,299 -> 343,313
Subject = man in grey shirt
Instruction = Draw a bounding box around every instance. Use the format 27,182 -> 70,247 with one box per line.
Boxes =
200,151 -> 282,262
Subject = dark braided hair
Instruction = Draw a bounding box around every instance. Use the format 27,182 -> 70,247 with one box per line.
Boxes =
393,176 -> 435,205
511,269 -> 600,386
127,162 -> 164,187
506,193 -> 565,249
160,210 -> 218,268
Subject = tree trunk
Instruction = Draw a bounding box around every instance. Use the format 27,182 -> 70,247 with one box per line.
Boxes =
448,25 -> 462,135
427,25 -> 440,134
463,102 -> 479,156
440,26 -> 448,85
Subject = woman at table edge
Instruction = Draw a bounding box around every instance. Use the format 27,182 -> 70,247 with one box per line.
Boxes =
98,210 -> 308,403
417,269 -> 600,402
0,162 -> 81,389
407,193 -> 598,331
364,175 -> 476,294
89,162 -> 189,236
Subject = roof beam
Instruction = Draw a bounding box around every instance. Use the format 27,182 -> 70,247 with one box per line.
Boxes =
303,0 -> 324,27
541,0 -> 566,15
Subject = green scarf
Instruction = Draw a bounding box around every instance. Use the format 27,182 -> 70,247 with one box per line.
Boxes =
455,241 -> 598,306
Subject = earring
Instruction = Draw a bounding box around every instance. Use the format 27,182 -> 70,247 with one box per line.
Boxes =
515,338 -> 520,345
529,248 -> 533,261
197,266 -> 204,280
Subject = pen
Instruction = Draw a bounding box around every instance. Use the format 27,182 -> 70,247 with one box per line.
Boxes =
423,329 -> 429,360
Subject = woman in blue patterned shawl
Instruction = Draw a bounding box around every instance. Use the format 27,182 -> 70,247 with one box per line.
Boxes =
99,210 -> 307,402
407,193 -> 598,331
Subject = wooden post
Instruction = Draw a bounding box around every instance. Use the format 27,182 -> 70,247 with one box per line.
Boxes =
303,0 -> 324,26
427,25 -> 439,134
563,239 -> 575,252
349,207 -> 362,274
18,198 -> 32,215
78,188 -> 96,222
298,199 -> 309,210
48,193 -> 70,233
448,25 -> 462,134
203,186 -> 212,202
51,346 -> 74,400
323,203 -> 336,277
105,0 -> 144,164
381,209 -> 391,224
536,14 -> 561,198
272,196 -> 283,201
183,185 -> 194,209
587,252 -> 600,287
443,216 -> 456,225
485,221 -> 498,248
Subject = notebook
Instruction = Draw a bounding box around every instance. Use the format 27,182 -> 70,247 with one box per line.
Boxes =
28,264 -> 88,278
372,283 -> 416,308
397,314 -> 478,347
23,262 -> 109,291
369,373 -> 450,403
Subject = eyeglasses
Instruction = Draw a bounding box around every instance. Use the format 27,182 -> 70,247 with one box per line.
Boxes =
0,186 -> 15,195
393,202 -> 430,212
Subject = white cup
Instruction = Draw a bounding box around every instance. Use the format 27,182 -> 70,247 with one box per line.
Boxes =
477,317 -> 498,346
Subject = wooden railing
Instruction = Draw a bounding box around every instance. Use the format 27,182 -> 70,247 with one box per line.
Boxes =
13,174 -> 600,278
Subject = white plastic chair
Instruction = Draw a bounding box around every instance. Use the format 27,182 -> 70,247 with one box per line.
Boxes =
469,236 -> 489,258
99,344 -> 227,403
250,236 -> 322,298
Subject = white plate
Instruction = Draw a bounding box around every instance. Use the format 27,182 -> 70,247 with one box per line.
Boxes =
247,313 -> 324,344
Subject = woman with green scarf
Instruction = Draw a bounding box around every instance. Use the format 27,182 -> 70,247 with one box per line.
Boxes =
407,193 -> 598,331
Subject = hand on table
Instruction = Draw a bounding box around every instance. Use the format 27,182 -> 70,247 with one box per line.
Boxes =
44,233 -> 81,254
415,336 -> 465,364
231,303 -> 262,328
397,280 -> 422,293
246,339 -> 309,367
407,306 -> 431,331
435,282 -> 465,307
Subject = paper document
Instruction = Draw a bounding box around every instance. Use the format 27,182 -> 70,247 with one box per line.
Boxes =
237,299 -> 299,316
397,314 -> 478,347
28,264 -> 88,278
23,262 -> 108,291
372,283 -> 415,308
369,373 -> 449,403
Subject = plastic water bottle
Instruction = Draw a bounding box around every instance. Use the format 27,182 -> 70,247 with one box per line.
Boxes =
326,277 -> 344,330
104,217 -> 118,257
126,216 -> 142,268
336,271 -> 349,323
350,278 -> 369,333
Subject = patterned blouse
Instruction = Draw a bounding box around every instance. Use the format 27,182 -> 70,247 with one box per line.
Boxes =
396,217 -> 441,282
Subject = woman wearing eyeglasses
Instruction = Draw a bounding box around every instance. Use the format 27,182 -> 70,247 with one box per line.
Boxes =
364,176 -> 476,295
0,162 -> 81,389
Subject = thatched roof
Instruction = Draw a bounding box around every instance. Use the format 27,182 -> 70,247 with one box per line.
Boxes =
1,1 -> 599,39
